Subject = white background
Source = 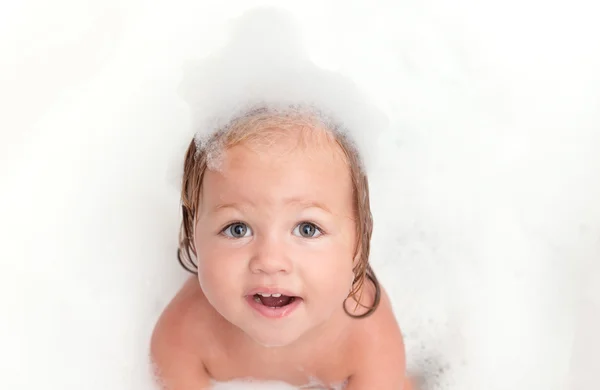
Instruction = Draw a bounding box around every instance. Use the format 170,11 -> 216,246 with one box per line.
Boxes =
1,1 -> 598,389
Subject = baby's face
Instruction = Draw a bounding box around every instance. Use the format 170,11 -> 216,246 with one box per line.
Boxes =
193,129 -> 357,347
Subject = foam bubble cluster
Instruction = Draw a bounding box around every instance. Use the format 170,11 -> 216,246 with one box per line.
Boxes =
177,7 -> 388,172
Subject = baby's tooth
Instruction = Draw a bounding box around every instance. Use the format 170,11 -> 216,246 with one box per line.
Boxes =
259,293 -> 271,297
272,293 -> 282,297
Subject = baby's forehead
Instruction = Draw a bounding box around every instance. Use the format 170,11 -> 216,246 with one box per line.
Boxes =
203,124 -> 352,184
204,117 -> 349,171
250,126 -> 342,155
196,140 -> 356,223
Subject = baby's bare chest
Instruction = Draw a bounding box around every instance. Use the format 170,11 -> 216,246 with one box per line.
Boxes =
202,333 -> 353,388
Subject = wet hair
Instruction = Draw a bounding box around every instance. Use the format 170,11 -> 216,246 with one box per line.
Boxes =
176,108 -> 381,318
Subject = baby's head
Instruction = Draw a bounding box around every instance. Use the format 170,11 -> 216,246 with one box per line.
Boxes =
177,107 -> 379,347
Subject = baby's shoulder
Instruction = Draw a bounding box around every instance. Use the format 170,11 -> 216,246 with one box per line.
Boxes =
345,282 -> 406,363
150,277 -> 215,388
343,284 -> 412,389
150,277 -> 211,369
155,276 -> 211,335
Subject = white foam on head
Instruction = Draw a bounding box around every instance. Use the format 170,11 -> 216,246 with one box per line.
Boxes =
177,7 -> 388,173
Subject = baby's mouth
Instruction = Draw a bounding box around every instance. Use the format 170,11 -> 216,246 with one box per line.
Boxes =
253,293 -> 298,308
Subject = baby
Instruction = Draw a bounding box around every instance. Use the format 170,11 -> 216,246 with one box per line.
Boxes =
151,107 -> 412,389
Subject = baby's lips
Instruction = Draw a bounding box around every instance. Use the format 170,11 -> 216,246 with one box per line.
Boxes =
245,286 -> 302,298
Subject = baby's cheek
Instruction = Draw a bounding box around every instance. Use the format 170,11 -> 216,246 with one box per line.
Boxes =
307,262 -> 353,304
196,257 -> 226,293
197,262 -> 237,316
200,255 -> 228,279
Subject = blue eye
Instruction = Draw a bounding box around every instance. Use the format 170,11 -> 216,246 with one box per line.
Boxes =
293,222 -> 323,238
222,222 -> 251,238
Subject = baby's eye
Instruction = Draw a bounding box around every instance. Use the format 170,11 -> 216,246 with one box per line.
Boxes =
222,222 -> 252,238
293,222 -> 323,238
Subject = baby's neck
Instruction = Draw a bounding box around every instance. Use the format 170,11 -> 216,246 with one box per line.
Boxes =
225,306 -> 350,357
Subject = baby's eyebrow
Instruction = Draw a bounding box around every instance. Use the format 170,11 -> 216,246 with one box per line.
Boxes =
283,197 -> 332,214
211,197 -> 332,214
211,202 -> 245,213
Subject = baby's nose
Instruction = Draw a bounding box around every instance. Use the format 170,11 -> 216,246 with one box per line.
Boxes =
248,238 -> 293,274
